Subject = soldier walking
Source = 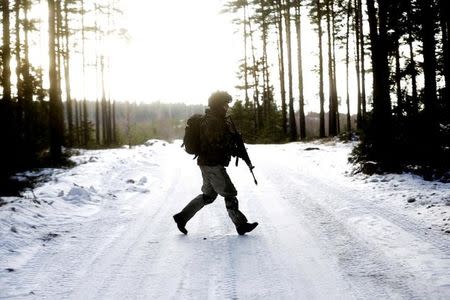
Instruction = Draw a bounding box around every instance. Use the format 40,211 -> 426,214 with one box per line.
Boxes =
173,91 -> 258,235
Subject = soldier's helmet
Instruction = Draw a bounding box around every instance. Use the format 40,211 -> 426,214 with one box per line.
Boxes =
208,91 -> 232,109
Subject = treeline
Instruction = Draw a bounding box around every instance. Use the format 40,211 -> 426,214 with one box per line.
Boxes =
108,100 -> 350,145
230,99 -> 357,143
224,0 -> 449,173
102,101 -> 204,146
0,0 -> 125,179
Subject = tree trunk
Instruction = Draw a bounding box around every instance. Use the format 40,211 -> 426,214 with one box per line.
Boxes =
295,2 -> 306,139
243,3 -> 249,105
376,0 -> 392,117
394,37 -> 402,116
106,3 -> 112,145
74,98 -> 79,145
439,0 -> 449,100
345,0 -> 352,133
81,0 -> 89,146
262,32 -> 271,123
14,0 -> 25,158
366,0 -> 392,160
331,0 -> 339,133
78,100 -> 83,144
354,0 -> 362,129
405,0 -> 418,115
56,0 -> 63,123
248,15 -> 261,130
285,1 -> 297,141
358,0 -> 366,119
95,98 -> 100,144
48,0 -> 64,160
317,0 -> 325,138
83,97 -> 89,146
421,0 -> 437,114
2,0 -> 12,103
1,0 -> 14,174
23,0 -> 33,148
326,0 -> 337,136
94,5 -> 100,145
276,0 -> 287,135
15,0 -> 23,109
260,1 -> 270,123
420,0 -> 439,158
112,100 -> 117,144
389,1 -> 402,117
63,0 -> 73,147
126,101 -> 131,147
101,55 -> 108,145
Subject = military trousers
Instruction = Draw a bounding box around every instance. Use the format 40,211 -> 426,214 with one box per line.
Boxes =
178,165 -> 248,228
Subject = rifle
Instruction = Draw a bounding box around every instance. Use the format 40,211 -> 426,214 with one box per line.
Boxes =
227,116 -> 258,185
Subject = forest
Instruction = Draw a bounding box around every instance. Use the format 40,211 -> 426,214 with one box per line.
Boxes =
0,0 -> 449,183
225,0 -> 449,176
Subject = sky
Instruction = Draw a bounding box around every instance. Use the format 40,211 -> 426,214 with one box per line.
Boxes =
117,0 -> 368,114
23,0 -> 238,107
23,0 -> 366,114
121,0 -> 241,105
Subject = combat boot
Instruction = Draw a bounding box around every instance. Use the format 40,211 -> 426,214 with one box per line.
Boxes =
236,222 -> 258,235
173,213 -> 187,234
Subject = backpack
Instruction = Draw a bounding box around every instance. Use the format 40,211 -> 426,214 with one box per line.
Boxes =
182,114 -> 205,155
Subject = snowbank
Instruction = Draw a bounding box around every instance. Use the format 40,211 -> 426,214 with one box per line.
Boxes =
0,142 -> 171,272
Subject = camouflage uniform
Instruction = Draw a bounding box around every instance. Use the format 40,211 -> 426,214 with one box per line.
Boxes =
176,109 -> 248,228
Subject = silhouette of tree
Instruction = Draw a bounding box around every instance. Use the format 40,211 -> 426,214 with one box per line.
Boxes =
295,1 -> 306,139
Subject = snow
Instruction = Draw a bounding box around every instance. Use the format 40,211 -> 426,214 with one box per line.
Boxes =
1,138 -> 449,299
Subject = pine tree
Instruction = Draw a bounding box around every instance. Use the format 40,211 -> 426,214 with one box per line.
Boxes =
285,0 -> 298,141
295,1 -> 306,139
357,0 -> 366,120
48,0 -> 64,160
344,0 -> 351,133
63,0 -> 73,146
2,0 -> 12,104
22,0 -> 33,150
14,0 -> 23,111
439,0 -> 449,99
354,0 -> 362,129
81,0 -> 89,146
366,0 -> 392,162
420,0 -> 439,159
326,0 -> 337,136
315,0 -> 326,137
275,0 -> 287,135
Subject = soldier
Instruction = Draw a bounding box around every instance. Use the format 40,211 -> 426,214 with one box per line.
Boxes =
173,91 -> 258,235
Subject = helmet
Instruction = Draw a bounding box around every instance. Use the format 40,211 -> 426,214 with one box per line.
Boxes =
208,91 -> 232,108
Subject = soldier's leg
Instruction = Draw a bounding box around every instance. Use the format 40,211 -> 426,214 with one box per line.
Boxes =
224,196 -> 248,227
177,193 -> 217,224
205,166 -> 248,227
175,166 -> 218,224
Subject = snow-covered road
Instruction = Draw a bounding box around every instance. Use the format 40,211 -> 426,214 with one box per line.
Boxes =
1,140 -> 449,299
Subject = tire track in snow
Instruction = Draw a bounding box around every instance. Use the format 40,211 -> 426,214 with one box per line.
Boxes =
229,163 -> 356,299
259,154 -> 450,299
298,163 -> 450,254
1,145 -> 185,299
281,156 -> 450,298
75,169 -> 182,299
73,149 -> 189,299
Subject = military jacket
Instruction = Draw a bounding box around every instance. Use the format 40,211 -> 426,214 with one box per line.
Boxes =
197,110 -> 236,166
